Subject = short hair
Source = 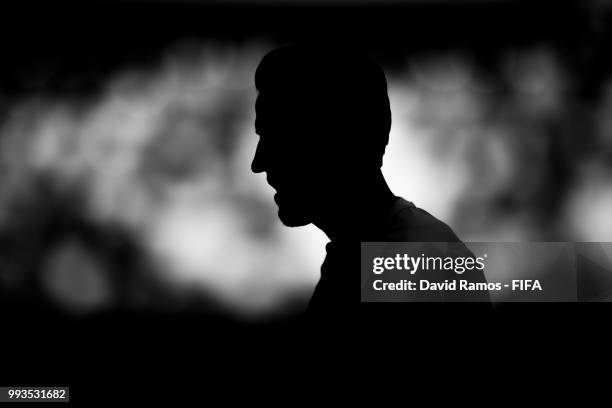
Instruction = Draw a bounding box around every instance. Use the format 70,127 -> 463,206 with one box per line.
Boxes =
255,44 -> 392,168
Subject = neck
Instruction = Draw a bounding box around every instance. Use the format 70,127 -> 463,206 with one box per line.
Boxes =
313,170 -> 396,242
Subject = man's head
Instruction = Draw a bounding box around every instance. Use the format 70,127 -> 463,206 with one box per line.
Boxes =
252,44 -> 392,227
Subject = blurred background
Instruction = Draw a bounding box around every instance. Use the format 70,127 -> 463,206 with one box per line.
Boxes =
1,0 -> 612,319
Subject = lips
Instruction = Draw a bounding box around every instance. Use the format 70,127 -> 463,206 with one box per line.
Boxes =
267,178 -> 279,190
267,176 -> 284,203
267,177 -> 281,193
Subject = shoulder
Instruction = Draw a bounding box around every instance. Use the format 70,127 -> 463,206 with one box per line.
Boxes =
383,200 -> 462,243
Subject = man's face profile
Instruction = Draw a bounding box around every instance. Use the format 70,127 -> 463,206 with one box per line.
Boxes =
251,45 -> 391,228
252,92 -> 339,227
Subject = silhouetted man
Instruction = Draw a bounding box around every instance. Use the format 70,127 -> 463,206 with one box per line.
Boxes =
252,44 -> 489,314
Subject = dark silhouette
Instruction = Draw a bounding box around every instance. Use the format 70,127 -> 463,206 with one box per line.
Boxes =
252,44 -> 489,313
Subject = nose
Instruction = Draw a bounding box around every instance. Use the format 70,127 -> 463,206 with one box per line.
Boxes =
251,141 -> 266,174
